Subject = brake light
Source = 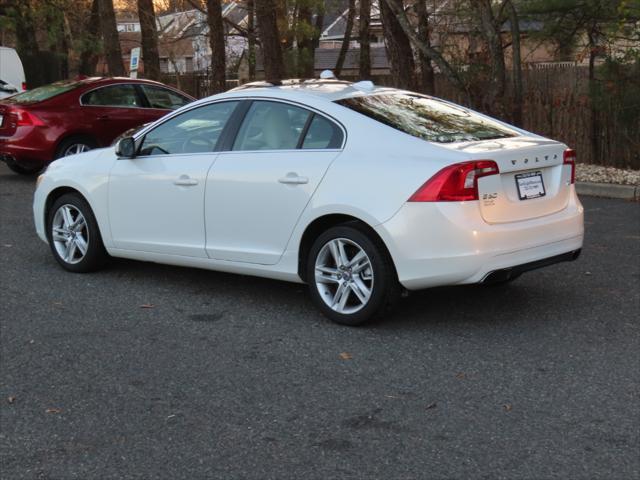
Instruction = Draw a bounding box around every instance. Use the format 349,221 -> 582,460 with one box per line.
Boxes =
409,160 -> 500,202
10,108 -> 45,127
563,148 -> 576,184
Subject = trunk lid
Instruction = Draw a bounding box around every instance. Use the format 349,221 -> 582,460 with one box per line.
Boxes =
441,136 -> 572,224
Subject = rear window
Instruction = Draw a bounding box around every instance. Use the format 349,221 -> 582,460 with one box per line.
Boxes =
8,80 -> 82,103
336,93 -> 517,143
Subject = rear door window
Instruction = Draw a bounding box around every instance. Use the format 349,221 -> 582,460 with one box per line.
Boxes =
301,114 -> 343,149
140,85 -> 191,110
233,101 -> 311,151
82,84 -> 143,108
336,94 -> 517,143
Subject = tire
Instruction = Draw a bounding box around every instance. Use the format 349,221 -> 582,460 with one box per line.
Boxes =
306,225 -> 400,326
54,135 -> 98,159
46,193 -> 109,273
6,161 -> 42,175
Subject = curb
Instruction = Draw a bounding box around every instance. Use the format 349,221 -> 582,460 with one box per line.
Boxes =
576,182 -> 639,201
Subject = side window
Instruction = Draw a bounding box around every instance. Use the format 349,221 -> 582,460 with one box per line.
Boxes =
141,85 -> 192,110
302,115 -> 343,149
139,101 -> 238,156
82,84 -> 142,107
233,101 -> 311,151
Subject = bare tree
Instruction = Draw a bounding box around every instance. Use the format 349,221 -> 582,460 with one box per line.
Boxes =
296,0 -> 315,77
205,0 -> 226,92
99,0 -> 125,76
470,0 -> 507,116
247,0 -> 257,80
414,0 -> 434,94
255,0 -> 285,81
137,0 -> 161,80
334,0 -> 355,77
379,0 -> 416,90
79,0 -> 101,75
381,0 -> 468,99
505,0 -> 523,125
359,0 -> 371,78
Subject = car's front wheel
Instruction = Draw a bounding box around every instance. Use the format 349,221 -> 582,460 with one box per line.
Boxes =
46,193 -> 108,272
307,225 -> 400,326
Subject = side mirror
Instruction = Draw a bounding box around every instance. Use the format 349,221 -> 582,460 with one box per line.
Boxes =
115,136 -> 136,159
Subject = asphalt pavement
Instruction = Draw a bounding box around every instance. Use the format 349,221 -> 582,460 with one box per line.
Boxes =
1,162 -> 638,480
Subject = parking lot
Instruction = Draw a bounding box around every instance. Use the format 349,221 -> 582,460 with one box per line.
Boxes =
0,161 -> 638,479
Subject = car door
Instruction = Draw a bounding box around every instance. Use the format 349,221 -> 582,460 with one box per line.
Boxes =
80,83 -> 150,145
108,100 -> 240,257
204,100 -> 345,265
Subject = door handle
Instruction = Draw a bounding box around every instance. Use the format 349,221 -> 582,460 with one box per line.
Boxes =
278,173 -> 309,185
97,115 -> 110,121
174,175 -> 198,186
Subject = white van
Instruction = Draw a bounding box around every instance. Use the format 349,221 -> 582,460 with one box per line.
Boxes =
0,47 -> 26,99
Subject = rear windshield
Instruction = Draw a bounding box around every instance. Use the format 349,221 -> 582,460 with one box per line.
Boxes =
7,80 -> 82,103
336,93 -> 517,143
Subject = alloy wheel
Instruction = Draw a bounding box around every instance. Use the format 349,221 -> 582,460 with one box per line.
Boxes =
51,204 -> 89,264
63,144 -> 91,156
314,238 -> 374,314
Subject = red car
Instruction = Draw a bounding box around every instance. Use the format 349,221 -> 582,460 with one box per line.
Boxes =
0,77 -> 194,174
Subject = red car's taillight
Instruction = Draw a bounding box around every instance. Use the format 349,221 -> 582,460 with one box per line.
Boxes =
563,148 -> 576,184
10,108 -> 45,127
409,160 -> 500,202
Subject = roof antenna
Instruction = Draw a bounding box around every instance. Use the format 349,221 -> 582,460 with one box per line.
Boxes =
319,70 -> 337,80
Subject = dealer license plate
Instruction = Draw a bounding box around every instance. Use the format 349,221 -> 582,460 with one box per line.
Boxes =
515,171 -> 546,200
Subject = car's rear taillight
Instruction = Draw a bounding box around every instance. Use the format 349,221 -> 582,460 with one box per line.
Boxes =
563,148 -> 576,184
409,160 -> 500,202
10,108 -> 45,127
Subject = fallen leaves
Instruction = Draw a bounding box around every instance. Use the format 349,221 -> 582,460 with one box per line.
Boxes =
7,396 -> 16,404
45,407 -> 62,414
139,304 -> 155,309
338,352 -> 352,360
425,402 -> 437,410
502,404 -> 513,412
455,372 -> 466,380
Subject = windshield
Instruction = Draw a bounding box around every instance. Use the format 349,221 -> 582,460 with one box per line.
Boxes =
336,93 -> 517,143
7,80 -> 83,103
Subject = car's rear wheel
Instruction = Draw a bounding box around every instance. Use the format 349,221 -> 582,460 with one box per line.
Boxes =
6,162 -> 42,175
55,136 -> 97,159
47,193 -> 108,272
307,225 -> 400,326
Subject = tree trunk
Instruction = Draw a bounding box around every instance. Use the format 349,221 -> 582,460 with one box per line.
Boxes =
415,0 -> 434,95
247,0 -> 257,80
588,26 -> 599,164
334,0 -> 356,77
255,0 -> 285,81
379,0 -> 416,90
99,0 -> 125,76
137,0 -> 161,81
359,0 -> 371,79
79,0 -> 101,75
505,0 -> 523,126
206,0 -> 227,93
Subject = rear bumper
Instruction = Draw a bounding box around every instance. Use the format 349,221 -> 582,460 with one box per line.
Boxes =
375,187 -> 584,290
0,128 -> 53,167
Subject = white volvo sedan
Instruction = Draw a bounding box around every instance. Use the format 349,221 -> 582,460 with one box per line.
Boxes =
33,78 -> 584,325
